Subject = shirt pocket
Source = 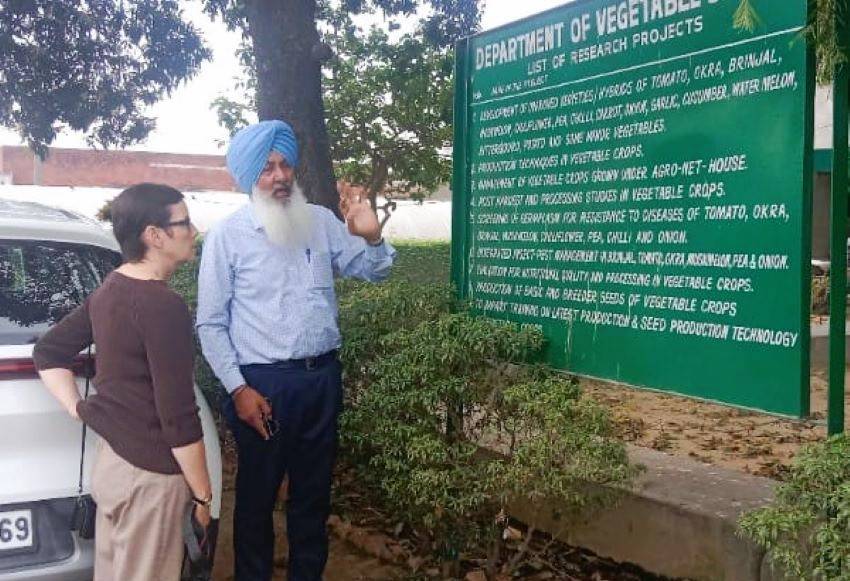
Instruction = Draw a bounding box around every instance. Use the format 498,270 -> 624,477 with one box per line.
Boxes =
309,252 -> 334,288
235,251 -> 292,296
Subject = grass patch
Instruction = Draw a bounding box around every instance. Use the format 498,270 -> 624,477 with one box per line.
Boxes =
336,240 -> 450,297
388,240 -> 450,286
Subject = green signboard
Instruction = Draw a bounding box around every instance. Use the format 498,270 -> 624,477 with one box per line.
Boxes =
451,0 -> 814,416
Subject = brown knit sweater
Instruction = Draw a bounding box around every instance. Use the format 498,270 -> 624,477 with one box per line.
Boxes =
33,271 -> 202,474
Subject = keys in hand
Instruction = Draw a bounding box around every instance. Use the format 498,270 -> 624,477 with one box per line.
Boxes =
232,385 -> 273,440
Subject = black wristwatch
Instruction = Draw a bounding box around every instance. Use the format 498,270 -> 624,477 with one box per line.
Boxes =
367,237 -> 384,247
192,493 -> 213,508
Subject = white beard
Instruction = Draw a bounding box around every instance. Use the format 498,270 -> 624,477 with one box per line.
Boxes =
251,182 -> 314,248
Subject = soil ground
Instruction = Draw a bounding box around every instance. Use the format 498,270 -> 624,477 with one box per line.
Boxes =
210,490 -> 404,581
211,445 -> 404,581
581,369 -> 838,480
210,444 -> 675,581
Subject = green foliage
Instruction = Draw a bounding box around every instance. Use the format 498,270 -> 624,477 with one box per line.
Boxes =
0,0 -> 209,155
812,274 -> 829,315
204,0 -> 479,51
387,240 -> 451,285
805,0 -> 848,84
337,280 -> 456,390
732,0 -> 761,33
734,0 -> 846,84
323,11 -> 454,202
209,1 -> 479,209
210,94 -> 253,144
358,240 -> 450,288
169,248 -> 201,313
740,435 -> 850,579
209,41 -> 257,143
341,313 -> 544,547
337,277 -> 638,570
488,372 -> 636,515
335,241 -> 452,388
169,240 -> 224,411
95,199 -> 113,223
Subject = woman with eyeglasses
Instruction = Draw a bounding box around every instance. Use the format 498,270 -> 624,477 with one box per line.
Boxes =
33,183 -> 212,581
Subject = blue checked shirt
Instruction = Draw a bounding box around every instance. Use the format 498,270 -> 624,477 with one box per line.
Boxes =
196,204 -> 396,392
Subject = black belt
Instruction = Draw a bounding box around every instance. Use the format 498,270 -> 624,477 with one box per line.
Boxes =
265,350 -> 338,371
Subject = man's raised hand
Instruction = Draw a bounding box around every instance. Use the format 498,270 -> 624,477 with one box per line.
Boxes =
339,184 -> 381,244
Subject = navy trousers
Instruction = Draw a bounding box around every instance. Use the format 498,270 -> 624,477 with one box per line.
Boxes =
222,353 -> 343,581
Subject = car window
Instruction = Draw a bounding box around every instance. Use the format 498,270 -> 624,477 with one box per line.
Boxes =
0,241 -> 121,345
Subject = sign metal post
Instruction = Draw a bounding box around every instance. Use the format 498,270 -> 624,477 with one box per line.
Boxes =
828,0 -> 849,435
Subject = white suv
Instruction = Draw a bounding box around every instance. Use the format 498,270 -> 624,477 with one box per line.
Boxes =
0,199 -> 222,580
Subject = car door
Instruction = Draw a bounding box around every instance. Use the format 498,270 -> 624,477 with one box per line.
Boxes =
0,240 -> 118,569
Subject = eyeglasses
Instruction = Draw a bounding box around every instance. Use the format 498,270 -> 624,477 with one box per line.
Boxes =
162,217 -> 193,229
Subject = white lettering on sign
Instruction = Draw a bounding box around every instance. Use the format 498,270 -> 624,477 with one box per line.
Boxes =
476,23 -> 567,70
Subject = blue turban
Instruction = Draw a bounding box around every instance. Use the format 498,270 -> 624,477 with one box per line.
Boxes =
226,120 -> 300,193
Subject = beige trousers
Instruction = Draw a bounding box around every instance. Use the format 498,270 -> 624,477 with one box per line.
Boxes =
90,441 -> 191,581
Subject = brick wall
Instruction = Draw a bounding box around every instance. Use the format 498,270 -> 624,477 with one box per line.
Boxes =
0,146 -> 237,191
1,146 -> 34,185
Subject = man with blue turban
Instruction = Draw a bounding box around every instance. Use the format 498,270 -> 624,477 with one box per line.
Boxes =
196,119 -> 395,581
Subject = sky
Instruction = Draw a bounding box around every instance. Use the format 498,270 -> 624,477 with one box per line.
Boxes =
0,0 -> 567,155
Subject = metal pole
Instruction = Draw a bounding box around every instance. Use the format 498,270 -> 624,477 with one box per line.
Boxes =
450,38 -> 471,301
828,0 -> 849,435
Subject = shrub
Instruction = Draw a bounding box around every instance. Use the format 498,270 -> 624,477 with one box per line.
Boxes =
740,435 -> 850,579
338,282 -> 639,576
812,275 -> 828,315
96,199 -> 113,222
170,242 -> 224,411
337,279 -> 455,391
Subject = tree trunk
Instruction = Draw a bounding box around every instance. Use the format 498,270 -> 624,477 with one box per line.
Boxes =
367,155 -> 389,201
367,156 -> 393,230
244,0 -> 340,215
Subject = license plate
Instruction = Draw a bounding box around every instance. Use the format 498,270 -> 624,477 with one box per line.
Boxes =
0,510 -> 34,551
